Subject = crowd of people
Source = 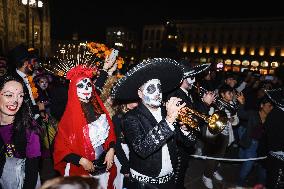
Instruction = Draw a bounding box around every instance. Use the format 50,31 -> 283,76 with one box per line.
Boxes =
0,43 -> 283,189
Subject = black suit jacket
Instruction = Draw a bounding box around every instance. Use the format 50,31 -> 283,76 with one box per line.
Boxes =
264,107 -> 284,152
123,103 -> 195,177
12,72 -> 39,117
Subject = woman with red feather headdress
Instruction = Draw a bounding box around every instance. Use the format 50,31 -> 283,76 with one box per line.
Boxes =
53,65 -> 116,189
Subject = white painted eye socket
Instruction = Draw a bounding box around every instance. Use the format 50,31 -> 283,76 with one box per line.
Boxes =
76,78 -> 92,102
141,79 -> 162,107
186,77 -> 196,84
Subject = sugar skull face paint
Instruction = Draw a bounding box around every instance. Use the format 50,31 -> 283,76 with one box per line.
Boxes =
38,78 -> 48,90
140,79 -> 162,107
76,78 -> 92,102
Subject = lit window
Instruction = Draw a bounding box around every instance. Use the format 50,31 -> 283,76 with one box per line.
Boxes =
242,60 -> 250,66
271,62 -> 279,68
222,47 -> 227,54
214,47 -> 219,54
205,47 -> 210,53
259,47 -> 265,56
250,48 -> 255,55
251,61 -> 259,67
240,47 -> 245,55
270,48 -> 276,56
225,59 -> 232,65
190,46 -> 195,53
233,60 -> 241,65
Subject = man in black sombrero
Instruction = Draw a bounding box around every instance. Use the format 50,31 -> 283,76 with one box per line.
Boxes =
112,58 -> 197,189
167,62 -> 216,189
263,87 -> 284,188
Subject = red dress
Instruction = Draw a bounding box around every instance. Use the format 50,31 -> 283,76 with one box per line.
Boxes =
53,66 -> 116,189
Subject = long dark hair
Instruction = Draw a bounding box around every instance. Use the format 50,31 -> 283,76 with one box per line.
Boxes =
0,75 -> 37,157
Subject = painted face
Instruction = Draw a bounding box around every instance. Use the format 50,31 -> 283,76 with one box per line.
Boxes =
140,79 -> 162,107
186,76 -> 195,84
39,78 -> 48,90
0,81 -> 24,116
76,78 -> 92,102
185,77 -> 196,89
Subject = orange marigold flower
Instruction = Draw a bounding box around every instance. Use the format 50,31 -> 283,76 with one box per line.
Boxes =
93,49 -> 98,53
117,64 -> 122,69
104,50 -> 111,56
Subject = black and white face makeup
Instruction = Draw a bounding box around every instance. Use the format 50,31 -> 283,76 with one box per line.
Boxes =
76,78 -> 92,103
186,77 -> 196,89
39,78 -> 48,90
140,79 -> 162,107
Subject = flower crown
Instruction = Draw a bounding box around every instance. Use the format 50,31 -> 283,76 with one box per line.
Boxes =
66,65 -> 97,82
45,41 -> 123,78
87,42 -> 124,69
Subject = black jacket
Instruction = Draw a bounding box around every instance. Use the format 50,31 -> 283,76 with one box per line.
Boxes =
12,73 -> 40,117
123,103 -> 196,177
112,113 -> 130,174
263,107 -> 284,152
237,106 -> 262,148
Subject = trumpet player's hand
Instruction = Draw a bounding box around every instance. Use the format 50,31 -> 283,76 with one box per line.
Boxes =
202,91 -> 216,105
166,97 -> 186,124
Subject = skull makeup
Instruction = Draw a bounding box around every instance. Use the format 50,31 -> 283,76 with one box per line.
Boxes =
38,78 -> 48,90
76,78 -> 93,102
140,79 -> 162,107
186,77 -> 196,89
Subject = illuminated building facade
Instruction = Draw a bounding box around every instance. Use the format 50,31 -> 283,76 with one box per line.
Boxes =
141,18 -> 284,74
0,0 -> 51,56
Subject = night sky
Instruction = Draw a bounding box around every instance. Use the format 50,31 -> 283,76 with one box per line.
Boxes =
50,0 -> 283,42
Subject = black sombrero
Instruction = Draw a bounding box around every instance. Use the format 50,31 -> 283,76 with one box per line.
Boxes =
111,58 -> 183,101
265,88 -> 284,108
179,60 -> 211,78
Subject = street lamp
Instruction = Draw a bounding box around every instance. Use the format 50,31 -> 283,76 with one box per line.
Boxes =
22,0 -> 43,7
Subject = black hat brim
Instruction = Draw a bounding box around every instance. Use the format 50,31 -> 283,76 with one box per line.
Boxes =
183,63 -> 211,78
265,88 -> 284,108
112,58 -> 183,101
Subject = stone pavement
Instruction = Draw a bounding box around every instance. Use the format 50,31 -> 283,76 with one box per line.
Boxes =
184,146 -> 262,189
40,146 -> 262,189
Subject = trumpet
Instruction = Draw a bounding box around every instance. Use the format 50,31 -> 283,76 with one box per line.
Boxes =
178,107 -> 228,135
192,84 -> 238,114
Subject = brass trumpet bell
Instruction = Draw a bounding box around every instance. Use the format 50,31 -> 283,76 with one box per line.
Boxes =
178,107 -> 228,135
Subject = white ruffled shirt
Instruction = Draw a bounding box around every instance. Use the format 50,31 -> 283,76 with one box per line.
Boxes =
88,114 -> 110,149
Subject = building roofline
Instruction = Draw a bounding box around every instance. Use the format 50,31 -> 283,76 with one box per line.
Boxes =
173,17 -> 284,24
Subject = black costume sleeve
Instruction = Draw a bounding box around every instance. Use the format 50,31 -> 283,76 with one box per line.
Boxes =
123,115 -> 175,158
113,115 -> 130,174
23,157 -> 39,189
0,137 -> 5,178
64,153 -> 82,166
174,124 -> 197,148
95,70 -> 108,94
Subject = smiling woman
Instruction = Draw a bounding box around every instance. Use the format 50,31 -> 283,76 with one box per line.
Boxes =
0,75 -> 41,189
